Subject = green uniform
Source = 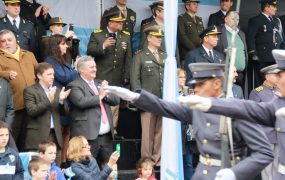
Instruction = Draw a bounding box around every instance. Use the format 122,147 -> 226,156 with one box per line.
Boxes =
177,12 -> 204,61
100,6 -> 136,36
131,48 -> 166,98
87,28 -> 132,86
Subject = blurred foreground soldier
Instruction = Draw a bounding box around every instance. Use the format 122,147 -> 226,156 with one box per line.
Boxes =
101,0 -> 136,37
0,29 -> 38,151
280,15 -> 285,33
249,64 -> 280,180
0,0 -> 36,55
105,63 -> 273,180
184,25 -> 224,82
87,10 -> 132,135
247,0 -> 284,87
178,0 -> 204,64
208,0 -> 233,27
179,49 -> 285,180
131,25 -> 165,166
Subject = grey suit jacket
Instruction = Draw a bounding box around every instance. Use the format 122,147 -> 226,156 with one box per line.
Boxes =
24,83 -> 63,150
132,90 -> 273,180
67,77 -> 120,140
0,77 -> 14,126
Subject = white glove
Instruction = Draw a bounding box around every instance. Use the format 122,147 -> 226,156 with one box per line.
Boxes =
275,107 -> 285,118
177,95 -> 212,112
104,86 -> 140,102
215,168 -> 236,180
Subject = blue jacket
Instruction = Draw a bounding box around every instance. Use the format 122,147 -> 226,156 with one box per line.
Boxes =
0,147 -> 24,180
71,157 -> 112,180
49,162 -> 66,180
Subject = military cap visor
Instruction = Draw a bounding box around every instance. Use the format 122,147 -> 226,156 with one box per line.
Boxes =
199,25 -> 222,38
188,63 -> 225,84
144,26 -> 164,37
149,1 -> 164,10
183,0 -> 200,3
259,0 -> 277,5
48,17 -> 67,27
103,11 -> 126,22
260,64 -> 280,74
272,49 -> 285,71
3,0 -> 20,4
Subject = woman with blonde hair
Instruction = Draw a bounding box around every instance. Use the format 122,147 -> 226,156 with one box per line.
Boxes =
67,136 -> 119,180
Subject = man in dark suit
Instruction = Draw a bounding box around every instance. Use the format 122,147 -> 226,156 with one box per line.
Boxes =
280,15 -> 285,34
67,56 -> 120,165
24,63 -> 70,165
0,0 -> 36,56
184,25 -> 225,82
247,0 -> 284,88
215,11 -> 247,90
207,0 -> 233,27
101,0 -> 136,37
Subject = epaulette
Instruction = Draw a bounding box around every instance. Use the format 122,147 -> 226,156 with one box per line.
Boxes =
22,18 -> 33,25
255,86 -> 264,93
41,35 -> 49,39
1,17 -> 6,23
197,16 -> 202,20
122,31 -> 130,36
93,29 -> 103,33
135,49 -> 143,55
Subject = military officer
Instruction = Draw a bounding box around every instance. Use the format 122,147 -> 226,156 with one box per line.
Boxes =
87,10 -> 132,135
131,25 -> 166,166
0,0 -> 36,55
184,25 -> 224,82
180,49 -> 285,180
249,64 -> 280,180
105,63 -> 273,180
247,0 -> 284,87
100,0 -> 136,37
207,0 -> 233,27
140,2 -> 156,34
177,0 -> 204,65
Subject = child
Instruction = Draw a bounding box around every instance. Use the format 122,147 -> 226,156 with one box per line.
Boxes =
136,157 -> 156,180
38,140 -> 66,180
29,157 -> 52,180
0,121 -> 24,179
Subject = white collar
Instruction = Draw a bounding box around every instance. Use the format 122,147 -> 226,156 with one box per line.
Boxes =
202,45 -> 213,54
7,14 -> 20,25
225,24 -> 239,34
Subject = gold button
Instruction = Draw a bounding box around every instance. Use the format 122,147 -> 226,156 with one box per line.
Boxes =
206,123 -> 211,128
203,139 -> 208,144
236,156 -> 240,161
203,170 -> 208,174
276,128 -> 281,132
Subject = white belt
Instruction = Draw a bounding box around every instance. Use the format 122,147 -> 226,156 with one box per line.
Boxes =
199,155 -> 221,167
278,163 -> 285,175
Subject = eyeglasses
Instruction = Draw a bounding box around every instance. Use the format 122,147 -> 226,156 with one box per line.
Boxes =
82,144 -> 91,149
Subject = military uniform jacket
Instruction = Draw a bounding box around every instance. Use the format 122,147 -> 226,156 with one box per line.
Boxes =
87,28 -> 132,86
209,97 -> 285,179
178,12 -> 204,61
184,46 -> 224,81
100,6 -> 136,36
207,10 -> 225,27
132,90 -> 273,180
249,82 -> 278,144
130,48 -> 166,98
0,16 -> 36,54
247,13 -> 284,63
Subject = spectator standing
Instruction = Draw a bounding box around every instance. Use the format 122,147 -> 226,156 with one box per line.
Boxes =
0,0 -> 36,56
0,29 -> 38,151
23,63 -> 71,165
67,56 -> 120,165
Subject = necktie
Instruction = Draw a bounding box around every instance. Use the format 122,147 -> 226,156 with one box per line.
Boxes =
269,16 -> 274,23
88,81 -> 108,124
122,9 -> 127,18
13,19 -> 18,29
209,50 -> 214,62
153,51 -> 160,63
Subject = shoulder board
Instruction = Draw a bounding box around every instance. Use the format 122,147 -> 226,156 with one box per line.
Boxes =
1,17 -> 6,23
196,16 -> 202,20
122,31 -> 130,35
255,86 -> 264,93
135,49 -> 143,55
22,18 -> 33,24
93,29 -> 103,33
41,35 -> 49,39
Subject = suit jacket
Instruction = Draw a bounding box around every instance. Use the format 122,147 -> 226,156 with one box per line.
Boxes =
207,10 -> 226,27
67,77 -> 120,140
0,16 -> 36,55
0,78 -> 14,127
87,28 -> 132,86
280,15 -> 285,35
100,5 -> 136,36
247,13 -> 284,63
23,83 -> 63,150
184,46 -> 225,81
177,12 -> 204,61
132,90 -> 273,180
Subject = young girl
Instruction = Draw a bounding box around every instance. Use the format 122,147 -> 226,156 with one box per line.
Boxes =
136,158 -> 156,180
